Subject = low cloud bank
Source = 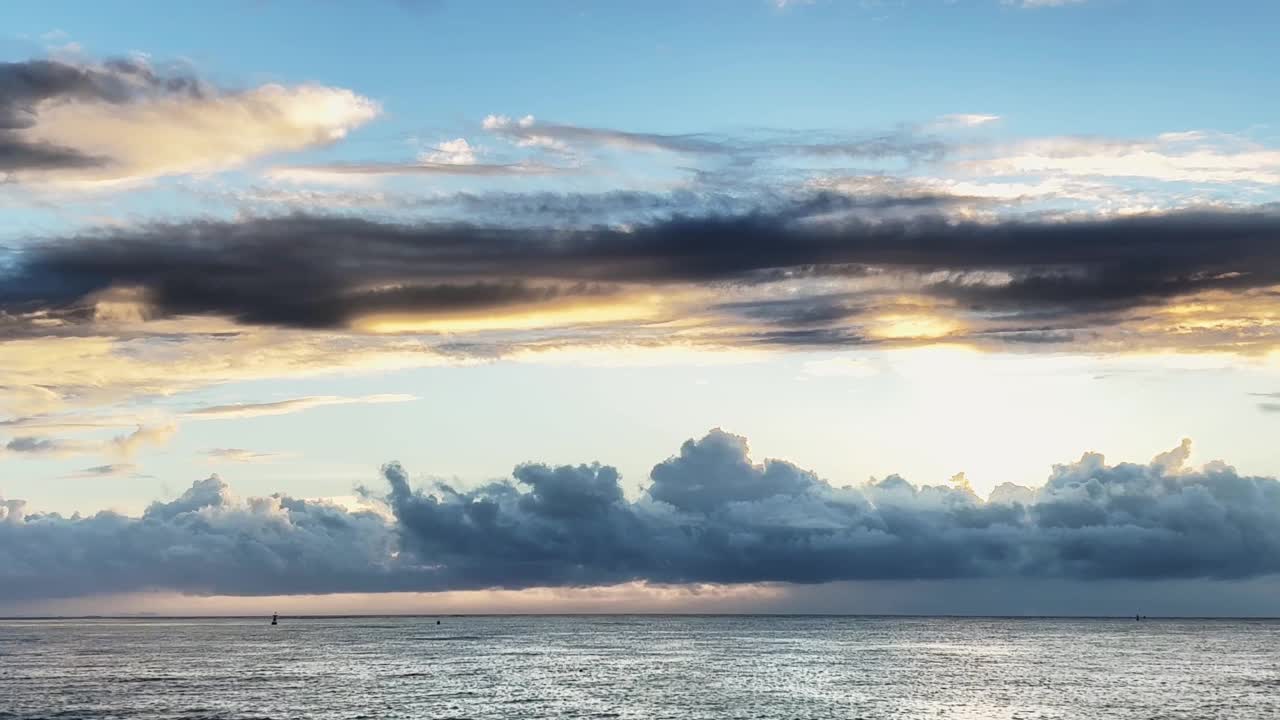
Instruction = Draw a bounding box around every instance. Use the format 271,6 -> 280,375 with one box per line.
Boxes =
2,431 -> 1278,602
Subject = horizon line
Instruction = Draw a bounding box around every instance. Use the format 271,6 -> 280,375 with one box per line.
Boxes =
4,612 -> 1278,621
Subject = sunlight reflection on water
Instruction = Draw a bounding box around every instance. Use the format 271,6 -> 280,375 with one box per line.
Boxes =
1,615 -> 1277,719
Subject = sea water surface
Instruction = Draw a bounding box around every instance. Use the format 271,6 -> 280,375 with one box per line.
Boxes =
1,615 -> 1278,719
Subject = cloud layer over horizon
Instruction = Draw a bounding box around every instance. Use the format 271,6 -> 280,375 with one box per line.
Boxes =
3,430 -> 1278,603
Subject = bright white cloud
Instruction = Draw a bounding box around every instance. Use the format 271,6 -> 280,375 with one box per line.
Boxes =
967,135 -> 1280,185
418,137 -> 478,165
935,113 -> 1002,128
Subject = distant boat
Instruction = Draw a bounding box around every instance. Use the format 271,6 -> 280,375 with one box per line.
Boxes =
271,612 -> 278,626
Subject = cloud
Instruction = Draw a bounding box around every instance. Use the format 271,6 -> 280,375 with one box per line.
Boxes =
1,57 -> 193,173
110,423 -> 176,457
934,113 -> 1002,128
966,135 -> 1280,185
418,137 -> 477,165
203,448 -> 285,464
480,114 -> 944,163
483,114 -> 726,155
63,463 -> 148,479
1,57 -> 378,184
2,422 -> 174,459
4,435 -> 95,456
0,474 -> 408,601
3,430 -> 1280,602
203,186 -> 870,225
265,159 -> 570,181
3,204 -> 1279,354
0,331 -> 442,420
185,394 -> 415,419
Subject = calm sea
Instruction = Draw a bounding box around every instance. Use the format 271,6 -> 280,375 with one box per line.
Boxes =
1,615 -> 1277,719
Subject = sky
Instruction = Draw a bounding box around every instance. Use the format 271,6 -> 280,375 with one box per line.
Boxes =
2,0 -> 1280,616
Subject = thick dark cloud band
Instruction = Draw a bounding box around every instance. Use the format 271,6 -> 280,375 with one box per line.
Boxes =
2,205 -> 1278,336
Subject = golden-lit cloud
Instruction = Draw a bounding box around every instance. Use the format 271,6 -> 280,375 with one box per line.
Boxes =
352,293 -> 671,334
28,84 -> 377,184
5,58 -> 378,186
0,330 -> 442,416
186,394 -> 415,420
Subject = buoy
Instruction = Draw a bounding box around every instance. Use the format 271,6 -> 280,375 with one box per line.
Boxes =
271,612 -> 278,626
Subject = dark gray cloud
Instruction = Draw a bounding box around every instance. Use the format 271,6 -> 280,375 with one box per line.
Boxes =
0,58 -> 201,172
3,430 -> 1280,602
216,187 -> 971,228
384,431 -> 1280,589
62,463 -> 149,479
5,436 -> 71,454
1,203 -> 1277,343
0,475 -> 416,602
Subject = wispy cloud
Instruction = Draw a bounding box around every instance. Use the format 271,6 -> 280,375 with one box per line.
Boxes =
265,160 -> 571,181
965,134 -> 1280,185
2,423 -> 174,459
63,463 -> 149,479
203,447 -> 286,463
1254,393 -> 1280,413
934,113 -> 1002,128
185,394 -> 416,420
482,114 -> 727,155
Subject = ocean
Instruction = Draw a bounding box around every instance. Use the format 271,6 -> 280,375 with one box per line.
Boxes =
1,615 -> 1277,719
